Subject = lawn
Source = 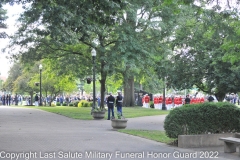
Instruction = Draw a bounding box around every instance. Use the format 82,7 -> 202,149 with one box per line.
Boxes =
23,106 -> 169,120
118,129 -> 176,144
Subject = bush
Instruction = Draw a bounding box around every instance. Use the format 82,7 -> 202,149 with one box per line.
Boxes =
78,100 -> 92,108
69,103 -> 74,107
56,102 -> 61,106
88,102 -> 93,108
62,103 -> 67,106
164,102 -> 240,139
149,101 -> 154,108
71,100 -> 80,107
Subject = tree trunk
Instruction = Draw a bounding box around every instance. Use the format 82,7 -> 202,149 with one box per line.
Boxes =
100,61 -> 107,109
123,76 -> 135,107
30,91 -> 34,105
215,92 -> 225,102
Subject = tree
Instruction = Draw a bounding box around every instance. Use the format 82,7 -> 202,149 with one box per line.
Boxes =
3,62 -> 23,94
5,0 -> 126,108
38,60 -> 77,104
102,0 -> 183,106
6,0 -> 240,106
0,2 -> 8,38
165,4 -> 240,101
4,59 -> 78,105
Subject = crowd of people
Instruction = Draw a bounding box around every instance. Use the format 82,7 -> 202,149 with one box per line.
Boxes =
0,94 -> 23,106
224,93 -> 239,104
142,94 -> 217,110
0,93 -> 96,106
1,92 -> 238,111
38,94 -> 95,106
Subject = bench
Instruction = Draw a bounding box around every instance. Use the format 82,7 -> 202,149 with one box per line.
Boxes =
219,137 -> 240,156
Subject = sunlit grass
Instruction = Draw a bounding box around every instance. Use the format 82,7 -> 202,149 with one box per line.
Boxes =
118,129 -> 176,144
20,106 -> 169,120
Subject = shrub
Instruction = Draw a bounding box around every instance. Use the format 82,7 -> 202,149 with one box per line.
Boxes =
56,102 -> 61,106
89,102 -> 93,108
78,100 -> 92,108
164,102 -> 240,139
78,102 -> 82,107
69,103 -> 74,107
71,100 -> 80,107
62,103 -> 67,106
149,101 -> 154,108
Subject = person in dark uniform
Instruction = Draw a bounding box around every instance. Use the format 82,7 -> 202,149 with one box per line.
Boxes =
2,95 -> 5,105
107,93 -> 115,120
116,91 -> 123,116
185,95 -> 191,104
208,95 -> 214,102
35,94 -> 39,106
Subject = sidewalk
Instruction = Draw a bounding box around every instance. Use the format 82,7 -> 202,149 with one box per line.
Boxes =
0,106 -> 238,160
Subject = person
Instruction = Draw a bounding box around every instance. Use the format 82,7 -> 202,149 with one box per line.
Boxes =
59,96 -> 64,106
97,96 -> 101,107
65,96 -> 69,106
15,94 -> 18,106
153,96 -> 159,109
35,94 -> 39,106
144,94 -> 150,108
116,91 -> 123,116
107,93 -> 115,120
18,95 -> 23,105
208,95 -> 214,102
47,96 -> 52,106
185,95 -> 191,104
28,96 -> 31,105
159,96 -> 163,109
2,94 -> 5,105
7,94 -> 11,106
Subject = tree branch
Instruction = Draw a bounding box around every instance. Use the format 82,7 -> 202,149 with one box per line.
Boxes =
40,40 -> 84,56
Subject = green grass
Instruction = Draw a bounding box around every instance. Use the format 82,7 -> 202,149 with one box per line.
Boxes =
26,106 -> 94,120
120,107 -> 169,118
21,106 -> 169,120
118,129 -> 176,144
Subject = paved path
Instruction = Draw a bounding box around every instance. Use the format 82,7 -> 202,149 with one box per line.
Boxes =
0,106 -> 239,160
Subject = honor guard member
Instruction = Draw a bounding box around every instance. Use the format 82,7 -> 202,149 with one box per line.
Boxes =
107,93 -> 115,120
178,96 -> 183,107
200,97 -> 205,103
159,96 -> 163,110
144,94 -> 150,108
166,97 -> 172,110
116,91 -> 123,116
153,96 -> 158,109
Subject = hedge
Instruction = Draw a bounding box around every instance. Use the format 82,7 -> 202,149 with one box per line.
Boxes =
78,100 -> 92,107
164,102 -> 240,139
71,100 -> 80,107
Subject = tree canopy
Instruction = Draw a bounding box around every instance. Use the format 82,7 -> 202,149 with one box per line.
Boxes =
4,0 -> 240,104
0,2 -> 8,38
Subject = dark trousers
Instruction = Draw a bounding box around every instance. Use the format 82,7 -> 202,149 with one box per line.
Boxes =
116,105 -> 122,116
107,106 -> 114,120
